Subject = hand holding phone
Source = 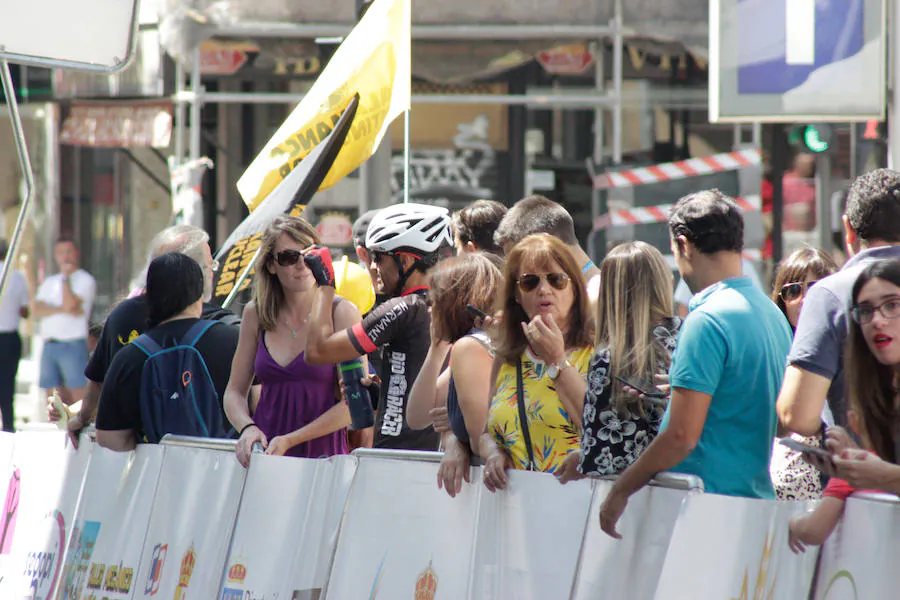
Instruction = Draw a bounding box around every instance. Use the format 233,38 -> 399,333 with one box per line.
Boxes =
614,374 -> 668,399
779,437 -> 832,461
466,304 -> 488,320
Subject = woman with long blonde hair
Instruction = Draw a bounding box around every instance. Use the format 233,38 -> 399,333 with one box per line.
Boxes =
223,216 -> 362,467
569,241 -> 681,477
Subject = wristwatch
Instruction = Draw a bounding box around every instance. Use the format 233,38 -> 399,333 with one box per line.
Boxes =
547,358 -> 572,381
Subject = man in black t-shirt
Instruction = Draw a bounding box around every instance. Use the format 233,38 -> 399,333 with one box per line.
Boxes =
62,225 -> 239,444
95,317 -> 239,447
300,203 -> 453,451
96,252 -> 238,451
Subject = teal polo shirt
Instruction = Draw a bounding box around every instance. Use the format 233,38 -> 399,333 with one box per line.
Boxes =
662,277 -> 792,498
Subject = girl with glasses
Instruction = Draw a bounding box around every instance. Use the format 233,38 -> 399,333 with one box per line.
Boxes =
769,247 -> 839,501
480,234 -> 594,491
223,216 -> 364,467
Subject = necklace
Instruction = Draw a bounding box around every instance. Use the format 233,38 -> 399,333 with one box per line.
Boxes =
283,314 -> 310,339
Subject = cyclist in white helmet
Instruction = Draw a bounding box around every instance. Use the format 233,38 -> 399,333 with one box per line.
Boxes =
304,203 -> 453,450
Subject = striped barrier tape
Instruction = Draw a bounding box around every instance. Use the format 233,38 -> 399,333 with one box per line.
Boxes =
593,195 -> 761,231
593,149 -> 762,190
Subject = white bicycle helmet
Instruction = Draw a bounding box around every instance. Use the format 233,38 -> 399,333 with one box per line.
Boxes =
365,203 -> 452,255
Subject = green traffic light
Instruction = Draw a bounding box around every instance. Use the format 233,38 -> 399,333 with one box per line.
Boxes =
803,125 -> 829,153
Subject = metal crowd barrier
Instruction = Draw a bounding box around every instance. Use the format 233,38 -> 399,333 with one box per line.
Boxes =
159,433 -> 239,452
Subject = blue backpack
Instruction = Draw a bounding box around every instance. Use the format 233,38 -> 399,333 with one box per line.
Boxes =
131,320 -> 227,443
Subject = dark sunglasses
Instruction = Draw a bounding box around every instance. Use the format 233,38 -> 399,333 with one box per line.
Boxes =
273,249 -> 303,267
779,280 -> 818,303
517,272 -> 570,292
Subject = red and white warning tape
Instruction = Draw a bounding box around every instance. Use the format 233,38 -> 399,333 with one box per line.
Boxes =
593,195 -> 761,231
593,149 -> 762,190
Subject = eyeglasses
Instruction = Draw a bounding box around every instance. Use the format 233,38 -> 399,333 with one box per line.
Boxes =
779,280 -> 818,303
208,259 -> 219,273
273,249 -> 303,267
851,298 -> 900,324
371,251 -> 392,265
517,272 -> 570,292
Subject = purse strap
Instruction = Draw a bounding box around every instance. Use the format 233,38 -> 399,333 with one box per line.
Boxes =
516,358 -> 537,471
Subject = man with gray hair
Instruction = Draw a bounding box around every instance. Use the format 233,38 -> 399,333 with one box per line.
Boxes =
61,224 -> 239,443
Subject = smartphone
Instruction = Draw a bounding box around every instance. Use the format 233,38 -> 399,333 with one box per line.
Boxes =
466,304 -> 488,320
614,374 -> 668,399
779,437 -> 833,462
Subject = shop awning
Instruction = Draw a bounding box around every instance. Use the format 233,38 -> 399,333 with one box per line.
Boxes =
60,100 -> 173,148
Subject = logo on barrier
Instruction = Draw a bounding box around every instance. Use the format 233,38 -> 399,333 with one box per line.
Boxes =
0,466 -> 20,555
822,570 -> 858,600
414,560 -> 438,600
174,545 -> 196,599
24,509 -> 65,600
145,543 -> 168,596
227,561 -> 246,584
60,520 -> 101,599
732,531 -> 776,600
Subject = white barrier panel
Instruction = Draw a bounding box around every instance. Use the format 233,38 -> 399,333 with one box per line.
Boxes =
58,444 -> 165,600
653,494 -> 817,599
573,481 -> 690,600
0,432 -> 18,579
326,455 -> 480,599
470,470 -> 594,599
134,445 -> 245,599
0,431 -> 91,599
815,494 -> 900,600
219,454 -> 355,600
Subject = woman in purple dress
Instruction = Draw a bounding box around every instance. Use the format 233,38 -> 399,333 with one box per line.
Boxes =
224,216 -> 363,467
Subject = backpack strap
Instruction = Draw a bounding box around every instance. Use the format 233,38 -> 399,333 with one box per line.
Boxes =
181,320 -> 221,347
131,333 -> 162,356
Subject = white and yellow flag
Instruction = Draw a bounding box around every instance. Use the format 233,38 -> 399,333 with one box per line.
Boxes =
237,0 -> 411,212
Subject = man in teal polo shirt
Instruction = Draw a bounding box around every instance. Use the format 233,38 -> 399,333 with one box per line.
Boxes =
599,189 -> 792,538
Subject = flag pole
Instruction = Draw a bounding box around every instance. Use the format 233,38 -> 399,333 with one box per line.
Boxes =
403,108 -> 411,203
222,246 -> 261,310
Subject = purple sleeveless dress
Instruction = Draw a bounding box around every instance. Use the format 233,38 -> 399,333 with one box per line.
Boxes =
253,334 -> 348,458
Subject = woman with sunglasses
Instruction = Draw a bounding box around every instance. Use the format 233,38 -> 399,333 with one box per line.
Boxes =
224,216 -> 363,467
556,242 -> 681,482
769,247 -> 839,500
481,234 -> 594,491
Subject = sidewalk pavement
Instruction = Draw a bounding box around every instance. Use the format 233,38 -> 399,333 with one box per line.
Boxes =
15,345 -> 49,429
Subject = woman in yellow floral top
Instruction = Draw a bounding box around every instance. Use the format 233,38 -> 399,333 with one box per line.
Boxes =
481,233 -> 594,490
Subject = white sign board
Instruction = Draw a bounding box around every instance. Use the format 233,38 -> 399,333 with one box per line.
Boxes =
710,0 -> 885,122
0,0 -> 139,71
135,446 -> 245,599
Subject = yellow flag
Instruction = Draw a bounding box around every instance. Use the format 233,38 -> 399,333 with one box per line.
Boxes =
236,0 -> 411,212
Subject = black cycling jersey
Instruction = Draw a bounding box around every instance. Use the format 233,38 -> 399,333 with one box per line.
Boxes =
347,287 -> 439,450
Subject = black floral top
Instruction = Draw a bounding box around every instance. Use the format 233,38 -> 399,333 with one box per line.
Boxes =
579,317 -> 682,476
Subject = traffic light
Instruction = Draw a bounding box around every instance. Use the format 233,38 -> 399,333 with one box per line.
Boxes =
789,123 -> 833,153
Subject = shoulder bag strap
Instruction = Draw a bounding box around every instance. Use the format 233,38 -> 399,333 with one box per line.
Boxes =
516,358 -> 536,471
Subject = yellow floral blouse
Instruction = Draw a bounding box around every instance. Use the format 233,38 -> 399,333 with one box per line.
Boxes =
487,346 -> 593,473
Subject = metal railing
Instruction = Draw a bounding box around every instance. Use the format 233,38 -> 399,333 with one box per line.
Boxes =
159,434 -> 238,452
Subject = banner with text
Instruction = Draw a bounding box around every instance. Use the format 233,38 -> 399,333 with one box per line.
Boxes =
59,443 -> 165,600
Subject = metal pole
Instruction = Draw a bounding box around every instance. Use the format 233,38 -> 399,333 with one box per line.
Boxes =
213,23 -> 617,40
222,246 -> 261,309
889,0 -> 900,169
0,59 -> 36,300
815,152 -> 833,253
73,147 -> 81,250
611,0 -> 623,164
403,109 -> 410,203
771,124 -> 788,265
174,62 -> 186,166
591,39 -> 607,260
173,90 -> 619,108
189,48 -> 202,162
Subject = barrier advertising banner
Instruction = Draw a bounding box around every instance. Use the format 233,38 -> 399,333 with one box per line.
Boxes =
573,482 -> 689,600
815,495 -> 900,600
0,432 -> 18,586
134,446 -> 244,599
326,456 -> 479,600
470,470 -> 594,599
59,444 -> 165,600
0,431 -> 91,600
654,493 -> 817,599
220,454 -> 355,600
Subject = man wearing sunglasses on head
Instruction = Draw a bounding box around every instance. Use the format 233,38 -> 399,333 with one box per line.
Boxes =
305,203 -> 453,451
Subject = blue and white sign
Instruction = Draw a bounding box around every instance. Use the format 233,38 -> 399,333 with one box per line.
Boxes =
710,0 -> 885,122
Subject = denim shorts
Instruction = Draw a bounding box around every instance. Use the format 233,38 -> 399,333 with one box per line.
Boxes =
39,339 -> 89,390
